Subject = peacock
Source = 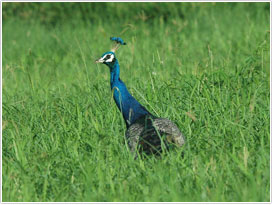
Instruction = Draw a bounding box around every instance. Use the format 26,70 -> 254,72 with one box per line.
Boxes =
95,37 -> 185,157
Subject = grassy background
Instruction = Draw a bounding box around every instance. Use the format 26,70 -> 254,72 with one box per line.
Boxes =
2,2 -> 270,202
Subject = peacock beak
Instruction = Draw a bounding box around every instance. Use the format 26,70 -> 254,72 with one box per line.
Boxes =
95,58 -> 104,63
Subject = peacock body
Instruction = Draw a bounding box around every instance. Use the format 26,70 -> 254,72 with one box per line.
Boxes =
96,37 -> 185,157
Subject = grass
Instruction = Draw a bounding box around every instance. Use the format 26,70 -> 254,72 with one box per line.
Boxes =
2,2 -> 270,202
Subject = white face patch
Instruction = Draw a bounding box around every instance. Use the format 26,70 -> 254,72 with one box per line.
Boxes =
102,54 -> 114,63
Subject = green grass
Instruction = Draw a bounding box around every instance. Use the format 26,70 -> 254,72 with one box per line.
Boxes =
2,2 -> 270,202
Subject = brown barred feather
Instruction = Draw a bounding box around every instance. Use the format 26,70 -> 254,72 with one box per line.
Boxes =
126,115 -> 185,157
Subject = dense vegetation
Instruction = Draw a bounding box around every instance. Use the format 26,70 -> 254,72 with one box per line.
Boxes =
2,2 -> 270,202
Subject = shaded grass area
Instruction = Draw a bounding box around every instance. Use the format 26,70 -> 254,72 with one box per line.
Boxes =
2,2 -> 270,202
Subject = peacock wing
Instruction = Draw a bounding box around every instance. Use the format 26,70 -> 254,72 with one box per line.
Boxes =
151,118 -> 186,147
125,116 -> 185,154
125,119 -> 145,154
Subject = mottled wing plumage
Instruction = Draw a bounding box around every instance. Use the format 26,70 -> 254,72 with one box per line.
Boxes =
126,115 -> 185,156
152,117 -> 185,146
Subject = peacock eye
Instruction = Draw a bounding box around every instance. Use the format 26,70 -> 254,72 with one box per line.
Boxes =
104,55 -> 111,60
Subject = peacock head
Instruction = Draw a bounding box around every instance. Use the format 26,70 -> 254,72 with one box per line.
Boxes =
95,51 -> 116,66
95,37 -> 126,67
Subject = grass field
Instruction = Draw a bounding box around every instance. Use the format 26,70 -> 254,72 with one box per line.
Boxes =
2,2 -> 270,202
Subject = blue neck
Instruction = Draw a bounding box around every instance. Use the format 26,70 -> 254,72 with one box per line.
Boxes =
107,59 -> 150,127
